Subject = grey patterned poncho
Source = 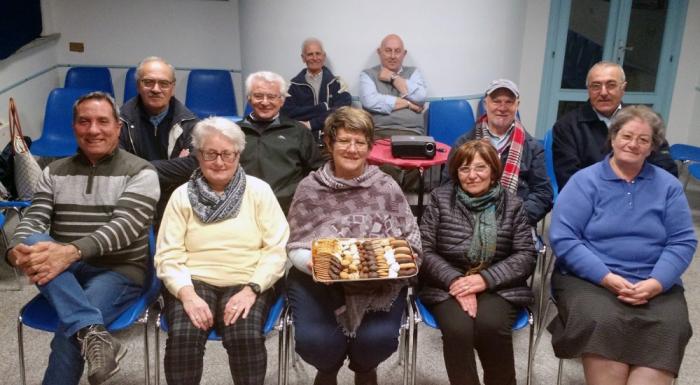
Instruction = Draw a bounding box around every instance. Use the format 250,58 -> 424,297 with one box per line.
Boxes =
286,162 -> 422,335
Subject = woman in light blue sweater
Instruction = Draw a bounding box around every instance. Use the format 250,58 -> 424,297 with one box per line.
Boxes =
548,105 -> 696,385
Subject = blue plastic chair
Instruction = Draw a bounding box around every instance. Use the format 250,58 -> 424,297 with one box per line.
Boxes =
427,100 -> 475,147
669,143 -> 700,190
17,227 -> 159,385
123,67 -> 138,104
543,128 -> 559,203
65,66 -> 114,96
185,69 -> 237,118
413,297 -> 534,385
155,294 -> 287,385
31,88 -> 89,157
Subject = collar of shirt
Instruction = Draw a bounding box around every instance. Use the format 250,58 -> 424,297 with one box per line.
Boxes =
149,106 -> 170,128
595,104 -> 622,129
305,70 -> 323,83
485,122 -> 515,152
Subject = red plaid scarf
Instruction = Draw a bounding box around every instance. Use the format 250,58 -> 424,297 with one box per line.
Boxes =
473,115 -> 524,193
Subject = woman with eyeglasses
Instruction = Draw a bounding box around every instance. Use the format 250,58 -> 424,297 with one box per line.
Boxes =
285,107 -> 421,385
419,140 -> 536,385
155,117 -> 289,385
548,105 -> 696,385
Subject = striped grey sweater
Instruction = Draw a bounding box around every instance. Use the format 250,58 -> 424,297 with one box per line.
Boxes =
10,149 -> 160,285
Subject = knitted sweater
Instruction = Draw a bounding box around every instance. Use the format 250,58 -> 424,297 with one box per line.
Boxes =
155,175 -> 289,296
10,149 -> 160,285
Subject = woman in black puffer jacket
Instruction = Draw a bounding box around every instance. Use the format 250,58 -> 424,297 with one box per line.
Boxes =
419,140 -> 536,385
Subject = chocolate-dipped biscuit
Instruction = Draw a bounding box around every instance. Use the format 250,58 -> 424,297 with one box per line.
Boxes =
393,246 -> 412,255
395,255 -> 414,264
390,239 -> 409,248
398,268 -> 417,276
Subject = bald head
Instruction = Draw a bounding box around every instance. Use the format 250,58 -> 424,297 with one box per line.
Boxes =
377,34 -> 406,72
586,61 -> 627,117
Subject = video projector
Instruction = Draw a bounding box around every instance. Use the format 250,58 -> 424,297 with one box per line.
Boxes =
391,135 -> 436,159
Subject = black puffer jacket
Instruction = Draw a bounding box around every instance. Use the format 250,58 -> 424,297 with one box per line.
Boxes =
418,183 -> 536,307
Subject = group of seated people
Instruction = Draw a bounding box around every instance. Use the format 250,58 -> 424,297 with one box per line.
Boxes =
2,32 -> 695,385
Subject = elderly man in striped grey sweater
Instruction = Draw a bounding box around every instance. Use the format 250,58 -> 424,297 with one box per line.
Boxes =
6,92 -> 160,385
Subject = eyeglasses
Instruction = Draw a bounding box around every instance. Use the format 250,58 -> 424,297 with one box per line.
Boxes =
616,133 -> 652,147
588,81 -> 621,92
251,93 -> 281,102
458,164 -> 490,175
200,150 -> 239,163
335,138 -> 369,150
140,78 -> 174,90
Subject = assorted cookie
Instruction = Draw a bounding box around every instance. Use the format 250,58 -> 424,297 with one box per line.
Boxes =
312,238 -> 417,282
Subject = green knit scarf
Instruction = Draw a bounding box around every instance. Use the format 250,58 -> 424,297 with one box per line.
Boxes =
455,184 -> 501,266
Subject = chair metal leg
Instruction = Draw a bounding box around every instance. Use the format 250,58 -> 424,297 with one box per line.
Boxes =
142,315 -> 150,385
556,359 -> 564,385
17,316 -> 26,385
154,310 -> 161,385
276,307 -> 287,385
526,311 -> 534,385
409,301 -> 418,385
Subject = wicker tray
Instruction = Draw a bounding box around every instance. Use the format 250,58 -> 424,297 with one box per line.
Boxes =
311,237 -> 417,282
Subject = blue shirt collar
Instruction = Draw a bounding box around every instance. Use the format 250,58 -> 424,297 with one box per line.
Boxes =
600,153 -> 655,181
149,106 -> 170,127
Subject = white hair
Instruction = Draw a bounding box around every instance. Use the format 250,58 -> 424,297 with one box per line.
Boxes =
191,117 -> 246,153
136,56 -> 176,82
244,71 -> 287,98
301,37 -> 324,54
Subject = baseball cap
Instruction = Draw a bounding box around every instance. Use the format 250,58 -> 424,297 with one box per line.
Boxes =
485,79 -> 520,98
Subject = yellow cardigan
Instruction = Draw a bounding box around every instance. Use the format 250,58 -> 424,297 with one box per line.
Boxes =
155,175 -> 289,296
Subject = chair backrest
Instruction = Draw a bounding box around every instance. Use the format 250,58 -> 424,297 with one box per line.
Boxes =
65,66 -> 114,96
543,128 -> 559,202
123,67 -> 138,104
30,88 -> 90,157
427,99 -> 475,147
186,69 -> 237,118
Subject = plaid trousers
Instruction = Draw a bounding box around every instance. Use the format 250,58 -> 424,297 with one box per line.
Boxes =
163,280 -> 272,385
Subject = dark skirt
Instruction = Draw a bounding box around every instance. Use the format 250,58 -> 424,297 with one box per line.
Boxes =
547,272 -> 692,375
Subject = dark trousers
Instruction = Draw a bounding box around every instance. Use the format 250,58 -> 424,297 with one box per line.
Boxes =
163,281 -> 272,385
430,292 -> 518,385
286,267 -> 406,373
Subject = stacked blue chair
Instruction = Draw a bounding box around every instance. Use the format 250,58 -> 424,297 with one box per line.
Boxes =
155,295 -> 287,385
123,67 -> 138,104
31,88 -> 90,157
17,227 -> 160,385
185,69 -> 238,119
669,143 -> 700,190
426,99 -> 475,147
0,200 -> 32,291
65,66 -> 114,96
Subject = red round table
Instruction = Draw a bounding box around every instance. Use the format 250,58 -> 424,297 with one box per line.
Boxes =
367,138 -> 451,220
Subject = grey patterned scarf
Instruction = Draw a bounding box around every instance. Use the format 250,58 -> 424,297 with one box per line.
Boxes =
187,166 -> 247,223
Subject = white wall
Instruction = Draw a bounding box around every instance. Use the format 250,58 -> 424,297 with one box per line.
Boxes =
45,0 -> 244,107
667,0 -> 700,145
518,0 -> 551,133
239,0 -> 530,125
0,40 -> 60,141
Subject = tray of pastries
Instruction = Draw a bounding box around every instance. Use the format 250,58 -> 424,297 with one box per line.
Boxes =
312,238 -> 417,282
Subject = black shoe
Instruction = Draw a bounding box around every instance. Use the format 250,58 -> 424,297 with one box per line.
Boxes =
354,368 -> 378,385
313,369 -> 339,385
77,325 -> 127,385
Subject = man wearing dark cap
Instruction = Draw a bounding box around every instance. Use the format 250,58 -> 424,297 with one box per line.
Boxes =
445,79 -> 552,226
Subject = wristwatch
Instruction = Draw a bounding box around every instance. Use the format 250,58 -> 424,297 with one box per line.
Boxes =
390,73 -> 399,84
246,282 -> 262,295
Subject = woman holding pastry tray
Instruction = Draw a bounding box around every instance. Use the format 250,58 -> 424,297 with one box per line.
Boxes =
418,140 -> 536,385
286,107 -> 422,385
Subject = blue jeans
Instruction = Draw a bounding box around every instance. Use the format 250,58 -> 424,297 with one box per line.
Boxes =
22,234 -> 142,385
286,267 -> 406,373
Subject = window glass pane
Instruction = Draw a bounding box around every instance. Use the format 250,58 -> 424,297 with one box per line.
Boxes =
623,0 -> 667,92
560,0 -> 609,89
